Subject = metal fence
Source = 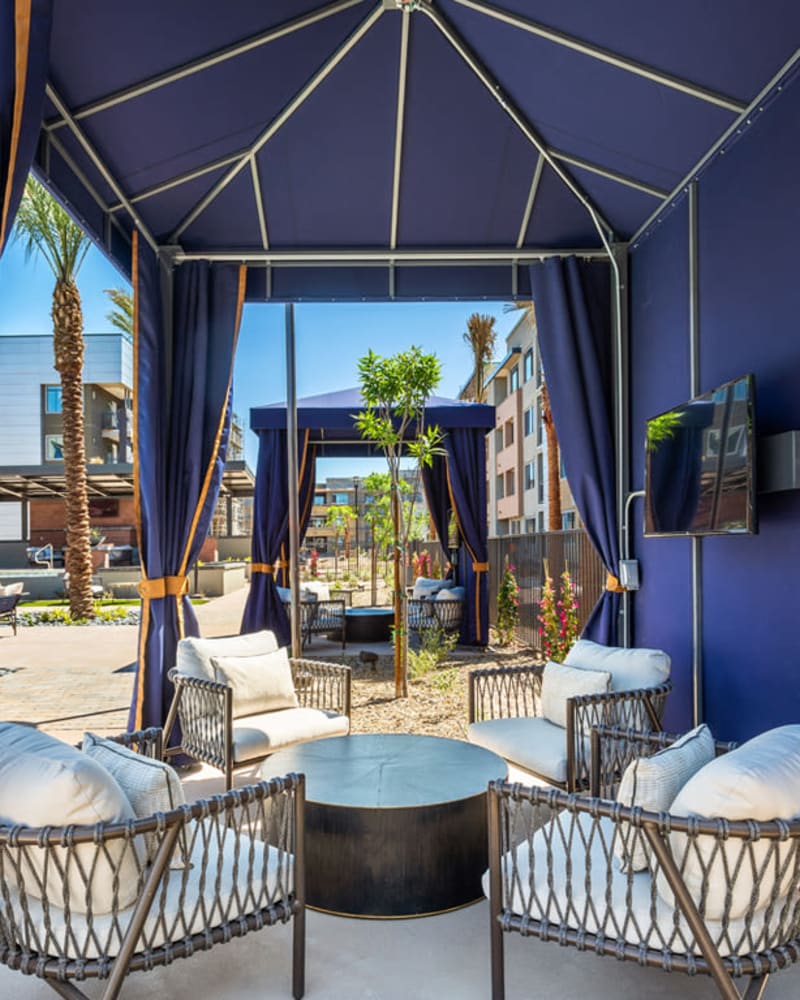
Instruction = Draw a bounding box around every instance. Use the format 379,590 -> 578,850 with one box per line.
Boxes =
406,530 -> 605,652
488,531 -> 605,651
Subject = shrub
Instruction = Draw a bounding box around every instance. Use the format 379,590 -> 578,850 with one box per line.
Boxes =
496,563 -> 520,646
537,567 -> 579,661
409,623 -> 457,679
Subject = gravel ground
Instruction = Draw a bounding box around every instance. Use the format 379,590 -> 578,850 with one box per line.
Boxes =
344,646 -> 537,740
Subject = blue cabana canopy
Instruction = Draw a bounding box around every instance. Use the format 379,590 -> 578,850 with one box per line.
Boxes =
4,2 -> 800,737
245,389 -> 495,645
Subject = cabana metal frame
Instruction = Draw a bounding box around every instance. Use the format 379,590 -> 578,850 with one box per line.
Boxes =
2,1 -> 800,737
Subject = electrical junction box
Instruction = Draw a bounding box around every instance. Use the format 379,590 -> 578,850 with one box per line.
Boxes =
619,560 -> 640,591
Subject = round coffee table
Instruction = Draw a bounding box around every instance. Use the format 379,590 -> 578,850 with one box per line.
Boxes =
264,734 -> 507,918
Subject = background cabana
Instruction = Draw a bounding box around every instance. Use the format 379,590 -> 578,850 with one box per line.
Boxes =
2,1 -> 800,740
242,388 -> 495,646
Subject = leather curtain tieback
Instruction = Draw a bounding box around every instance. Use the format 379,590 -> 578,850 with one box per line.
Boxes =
138,576 -> 189,599
605,573 -> 626,593
251,561 -> 288,575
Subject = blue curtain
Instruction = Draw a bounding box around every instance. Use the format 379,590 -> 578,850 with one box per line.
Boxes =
129,233 -> 246,731
530,257 -> 618,643
443,428 -> 489,646
0,0 -> 52,255
241,429 -> 316,644
421,453 -> 452,567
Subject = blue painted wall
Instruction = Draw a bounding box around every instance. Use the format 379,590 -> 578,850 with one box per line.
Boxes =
629,71 -> 800,741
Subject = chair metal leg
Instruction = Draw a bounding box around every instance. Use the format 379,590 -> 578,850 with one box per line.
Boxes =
293,776 -> 306,999
743,974 -> 770,1000
46,980 -> 91,1000
488,785 -> 506,1000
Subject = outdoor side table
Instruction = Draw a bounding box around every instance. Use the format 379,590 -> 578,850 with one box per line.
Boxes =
264,733 -> 507,917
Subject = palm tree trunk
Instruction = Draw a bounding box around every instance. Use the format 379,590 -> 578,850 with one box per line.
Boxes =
53,279 -> 94,619
542,383 -> 563,532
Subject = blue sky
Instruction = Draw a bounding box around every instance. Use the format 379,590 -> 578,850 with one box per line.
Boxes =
0,240 -> 518,475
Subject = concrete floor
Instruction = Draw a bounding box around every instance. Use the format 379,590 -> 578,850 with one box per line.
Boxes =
2,589 -> 800,999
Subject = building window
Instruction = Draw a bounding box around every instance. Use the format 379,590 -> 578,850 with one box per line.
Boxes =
45,435 -> 64,461
331,492 -> 349,504
504,419 -> 514,448
314,494 -> 326,505
505,469 -> 515,497
509,365 -> 519,392
536,398 -> 543,446
495,428 -> 504,452
523,349 -> 533,382
562,511 -> 576,530
496,474 -> 504,500
537,510 -> 545,532
523,407 -> 534,436
525,518 -> 536,533
525,461 -> 535,491
45,386 -> 62,413
537,453 -> 544,503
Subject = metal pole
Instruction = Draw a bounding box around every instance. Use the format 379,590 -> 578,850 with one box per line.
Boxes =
286,304 -> 302,659
353,477 -> 360,574
611,244 -> 630,646
689,182 -> 703,727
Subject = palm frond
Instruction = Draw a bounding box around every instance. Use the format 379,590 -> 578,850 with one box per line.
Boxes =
12,177 -> 90,282
104,287 -> 133,335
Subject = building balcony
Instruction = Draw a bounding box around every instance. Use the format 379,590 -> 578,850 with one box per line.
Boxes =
497,493 -> 521,520
495,444 -> 517,476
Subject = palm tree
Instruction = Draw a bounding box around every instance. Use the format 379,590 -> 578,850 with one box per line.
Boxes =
104,287 -> 133,335
14,178 -> 94,619
505,301 -> 562,530
462,313 -> 497,403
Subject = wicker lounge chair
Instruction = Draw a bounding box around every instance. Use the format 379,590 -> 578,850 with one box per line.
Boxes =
0,592 -> 22,635
486,724 -> 800,1000
407,596 -> 465,637
165,630 -> 351,789
468,639 -> 671,792
0,726 -> 306,1000
281,596 -> 347,649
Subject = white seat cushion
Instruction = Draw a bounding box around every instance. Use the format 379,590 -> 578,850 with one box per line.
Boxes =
468,717 -> 572,784
211,647 -> 299,718
663,724 -> 800,920
614,724 -> 715,872
0,581 -> 24,595
483,813 -> 780,960
0,723 -> 140,913
5,823 -> 292,961
176,630 -> 278,682
540,660 -> 610,729
565,638 -> 670,692
233,708 -> 349,763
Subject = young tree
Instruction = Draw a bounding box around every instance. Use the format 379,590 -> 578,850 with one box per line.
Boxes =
355,347 -> 443,698
361,471 -> 395,605
462,312 -> 497,403
325,504 -> 355,579
14,179 -> 93,619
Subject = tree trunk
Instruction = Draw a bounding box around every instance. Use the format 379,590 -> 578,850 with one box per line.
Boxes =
391,485 -> 407,698
370,540 -> 377,606
52,279 -> 94,620
542,383 -> 563,532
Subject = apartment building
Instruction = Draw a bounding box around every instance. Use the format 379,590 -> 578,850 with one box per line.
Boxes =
0,331 -> 252,561
481,309 -> 578,537
305,471 -> 430,556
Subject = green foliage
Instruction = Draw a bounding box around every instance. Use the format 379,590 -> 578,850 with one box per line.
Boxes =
104,287 -> 133,336
429,666 -> 459,693
496,563 -> 520,646
646,409 -> 683,452
14,178 -> 90,281
409,623 -> 458,680
537,567 -> 579,661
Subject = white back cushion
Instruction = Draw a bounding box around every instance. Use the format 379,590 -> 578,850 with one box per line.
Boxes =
436,586 -> 465,601
540,660 -> 610,730
0,581 -> 24,595
661,725 -> 800,920
0,723 -> 140,913
565,639 -> 670,692
176,630 -> 279,682
302,580 -> 330,601
212,646 -> 298,718
615,724 -> 715,872
412,577 -> 452,600
83,732 -> 188,867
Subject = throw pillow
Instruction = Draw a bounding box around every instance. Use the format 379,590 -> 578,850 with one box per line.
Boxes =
83,732 -> 189,867
0,722 -> 141,913
614,723 -> 715,871
540,660 -> 611,730
658,724 -> 800,920
176,629 -> 278,682
436,586 -> 466,601
211,646 -> 298,717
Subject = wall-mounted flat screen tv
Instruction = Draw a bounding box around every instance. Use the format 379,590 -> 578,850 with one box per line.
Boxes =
644,374 -> 757,536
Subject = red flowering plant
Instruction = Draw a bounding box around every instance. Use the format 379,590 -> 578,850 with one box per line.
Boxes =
537,567 -> 579,661
495,562 -> 520,646
309,549 -> 319,578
